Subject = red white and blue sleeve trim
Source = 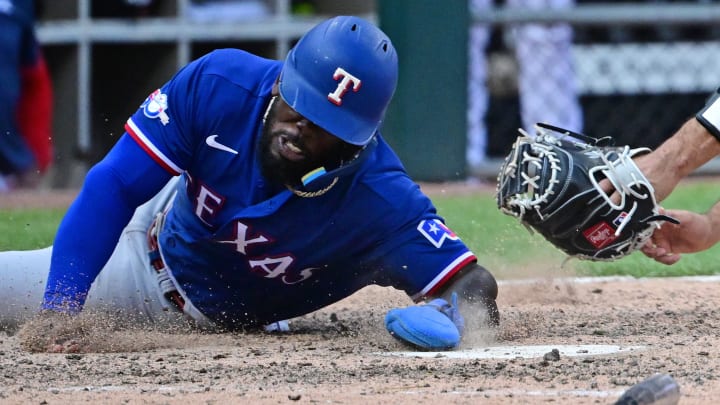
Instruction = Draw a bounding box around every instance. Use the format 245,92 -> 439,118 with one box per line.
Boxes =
125,118 -> 183,175
411,251 -> 477,302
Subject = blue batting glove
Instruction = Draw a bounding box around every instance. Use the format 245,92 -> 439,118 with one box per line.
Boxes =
385,292 -> 465,350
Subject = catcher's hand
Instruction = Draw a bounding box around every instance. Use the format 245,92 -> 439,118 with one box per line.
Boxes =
496,123 -> 678,261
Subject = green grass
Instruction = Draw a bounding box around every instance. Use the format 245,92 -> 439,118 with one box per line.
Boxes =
0,209 -> 64,250
2,179 -> 719,278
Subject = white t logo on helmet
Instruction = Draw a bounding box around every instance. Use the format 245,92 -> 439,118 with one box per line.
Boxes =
327,67 -> 362,106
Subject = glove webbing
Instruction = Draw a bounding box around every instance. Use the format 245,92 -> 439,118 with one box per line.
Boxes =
500,134 -> 562,221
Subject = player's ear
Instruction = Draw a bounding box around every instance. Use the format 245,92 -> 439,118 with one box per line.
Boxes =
271,76 -> 280,96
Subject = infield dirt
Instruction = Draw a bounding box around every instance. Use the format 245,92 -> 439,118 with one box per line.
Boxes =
2,185 -> 719,404
0,275 -> 718,404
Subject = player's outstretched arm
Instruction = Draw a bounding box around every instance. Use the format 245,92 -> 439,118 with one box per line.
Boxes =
384,262 -> 498,351
42,135 -> 172,314
432,262 -> 499,326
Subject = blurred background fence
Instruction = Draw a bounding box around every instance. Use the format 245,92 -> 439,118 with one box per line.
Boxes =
470,1 -> 720,180
34,0 -> 720,186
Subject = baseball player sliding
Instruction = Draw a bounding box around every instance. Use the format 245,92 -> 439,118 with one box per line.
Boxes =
0,16 -> 499,352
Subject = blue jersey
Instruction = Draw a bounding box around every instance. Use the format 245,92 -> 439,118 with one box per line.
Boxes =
125,49 -> 475,329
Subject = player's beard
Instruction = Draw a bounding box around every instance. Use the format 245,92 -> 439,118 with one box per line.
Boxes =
258,129 -> 316,188
258,99 -> 358,188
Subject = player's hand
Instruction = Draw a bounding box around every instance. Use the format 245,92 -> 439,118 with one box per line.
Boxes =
17,310 -> 84,353
641,208 -> 715,265
384,292 -> 464,350
598,152 -> 681,206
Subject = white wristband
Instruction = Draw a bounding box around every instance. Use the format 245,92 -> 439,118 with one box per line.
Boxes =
696,89 -> 720,142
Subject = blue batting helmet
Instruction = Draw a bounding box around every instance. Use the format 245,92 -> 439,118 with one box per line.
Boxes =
279,16 -> 399,146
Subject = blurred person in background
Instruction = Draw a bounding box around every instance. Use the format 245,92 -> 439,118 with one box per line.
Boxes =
0,0 -> 53,191
467,0 -> 583,176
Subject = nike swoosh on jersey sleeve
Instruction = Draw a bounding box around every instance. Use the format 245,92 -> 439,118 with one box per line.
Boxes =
205,134 -> 239,154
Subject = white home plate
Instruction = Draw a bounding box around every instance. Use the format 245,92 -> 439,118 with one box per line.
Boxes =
379,344 -> 645,359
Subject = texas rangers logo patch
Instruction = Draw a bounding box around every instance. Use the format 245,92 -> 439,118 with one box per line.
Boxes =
417,219 -> 459,248
141,89 -> 170,125
583,221 -> 617,249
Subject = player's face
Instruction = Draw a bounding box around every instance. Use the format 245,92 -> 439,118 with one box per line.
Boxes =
259,94 -> 349,187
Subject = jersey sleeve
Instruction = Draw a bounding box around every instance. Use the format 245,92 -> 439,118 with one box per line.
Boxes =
351,170 -> 477,302
123,55 -> 209,174
371,215 -> 476,302
123,50 -> 279,175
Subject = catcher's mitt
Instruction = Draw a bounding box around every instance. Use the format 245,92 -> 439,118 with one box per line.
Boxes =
496,123 -> 678,261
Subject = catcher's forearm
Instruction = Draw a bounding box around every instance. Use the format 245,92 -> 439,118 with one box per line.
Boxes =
668,86 -> 720,177
640,118 -> 720,203
660,118 -> 720,179
651,86 -> 720,190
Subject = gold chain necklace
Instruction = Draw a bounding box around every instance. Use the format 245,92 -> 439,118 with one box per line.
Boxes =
286,177 -> 339,198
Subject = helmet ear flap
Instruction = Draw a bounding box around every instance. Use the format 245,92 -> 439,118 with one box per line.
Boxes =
279,16 -> 399,146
